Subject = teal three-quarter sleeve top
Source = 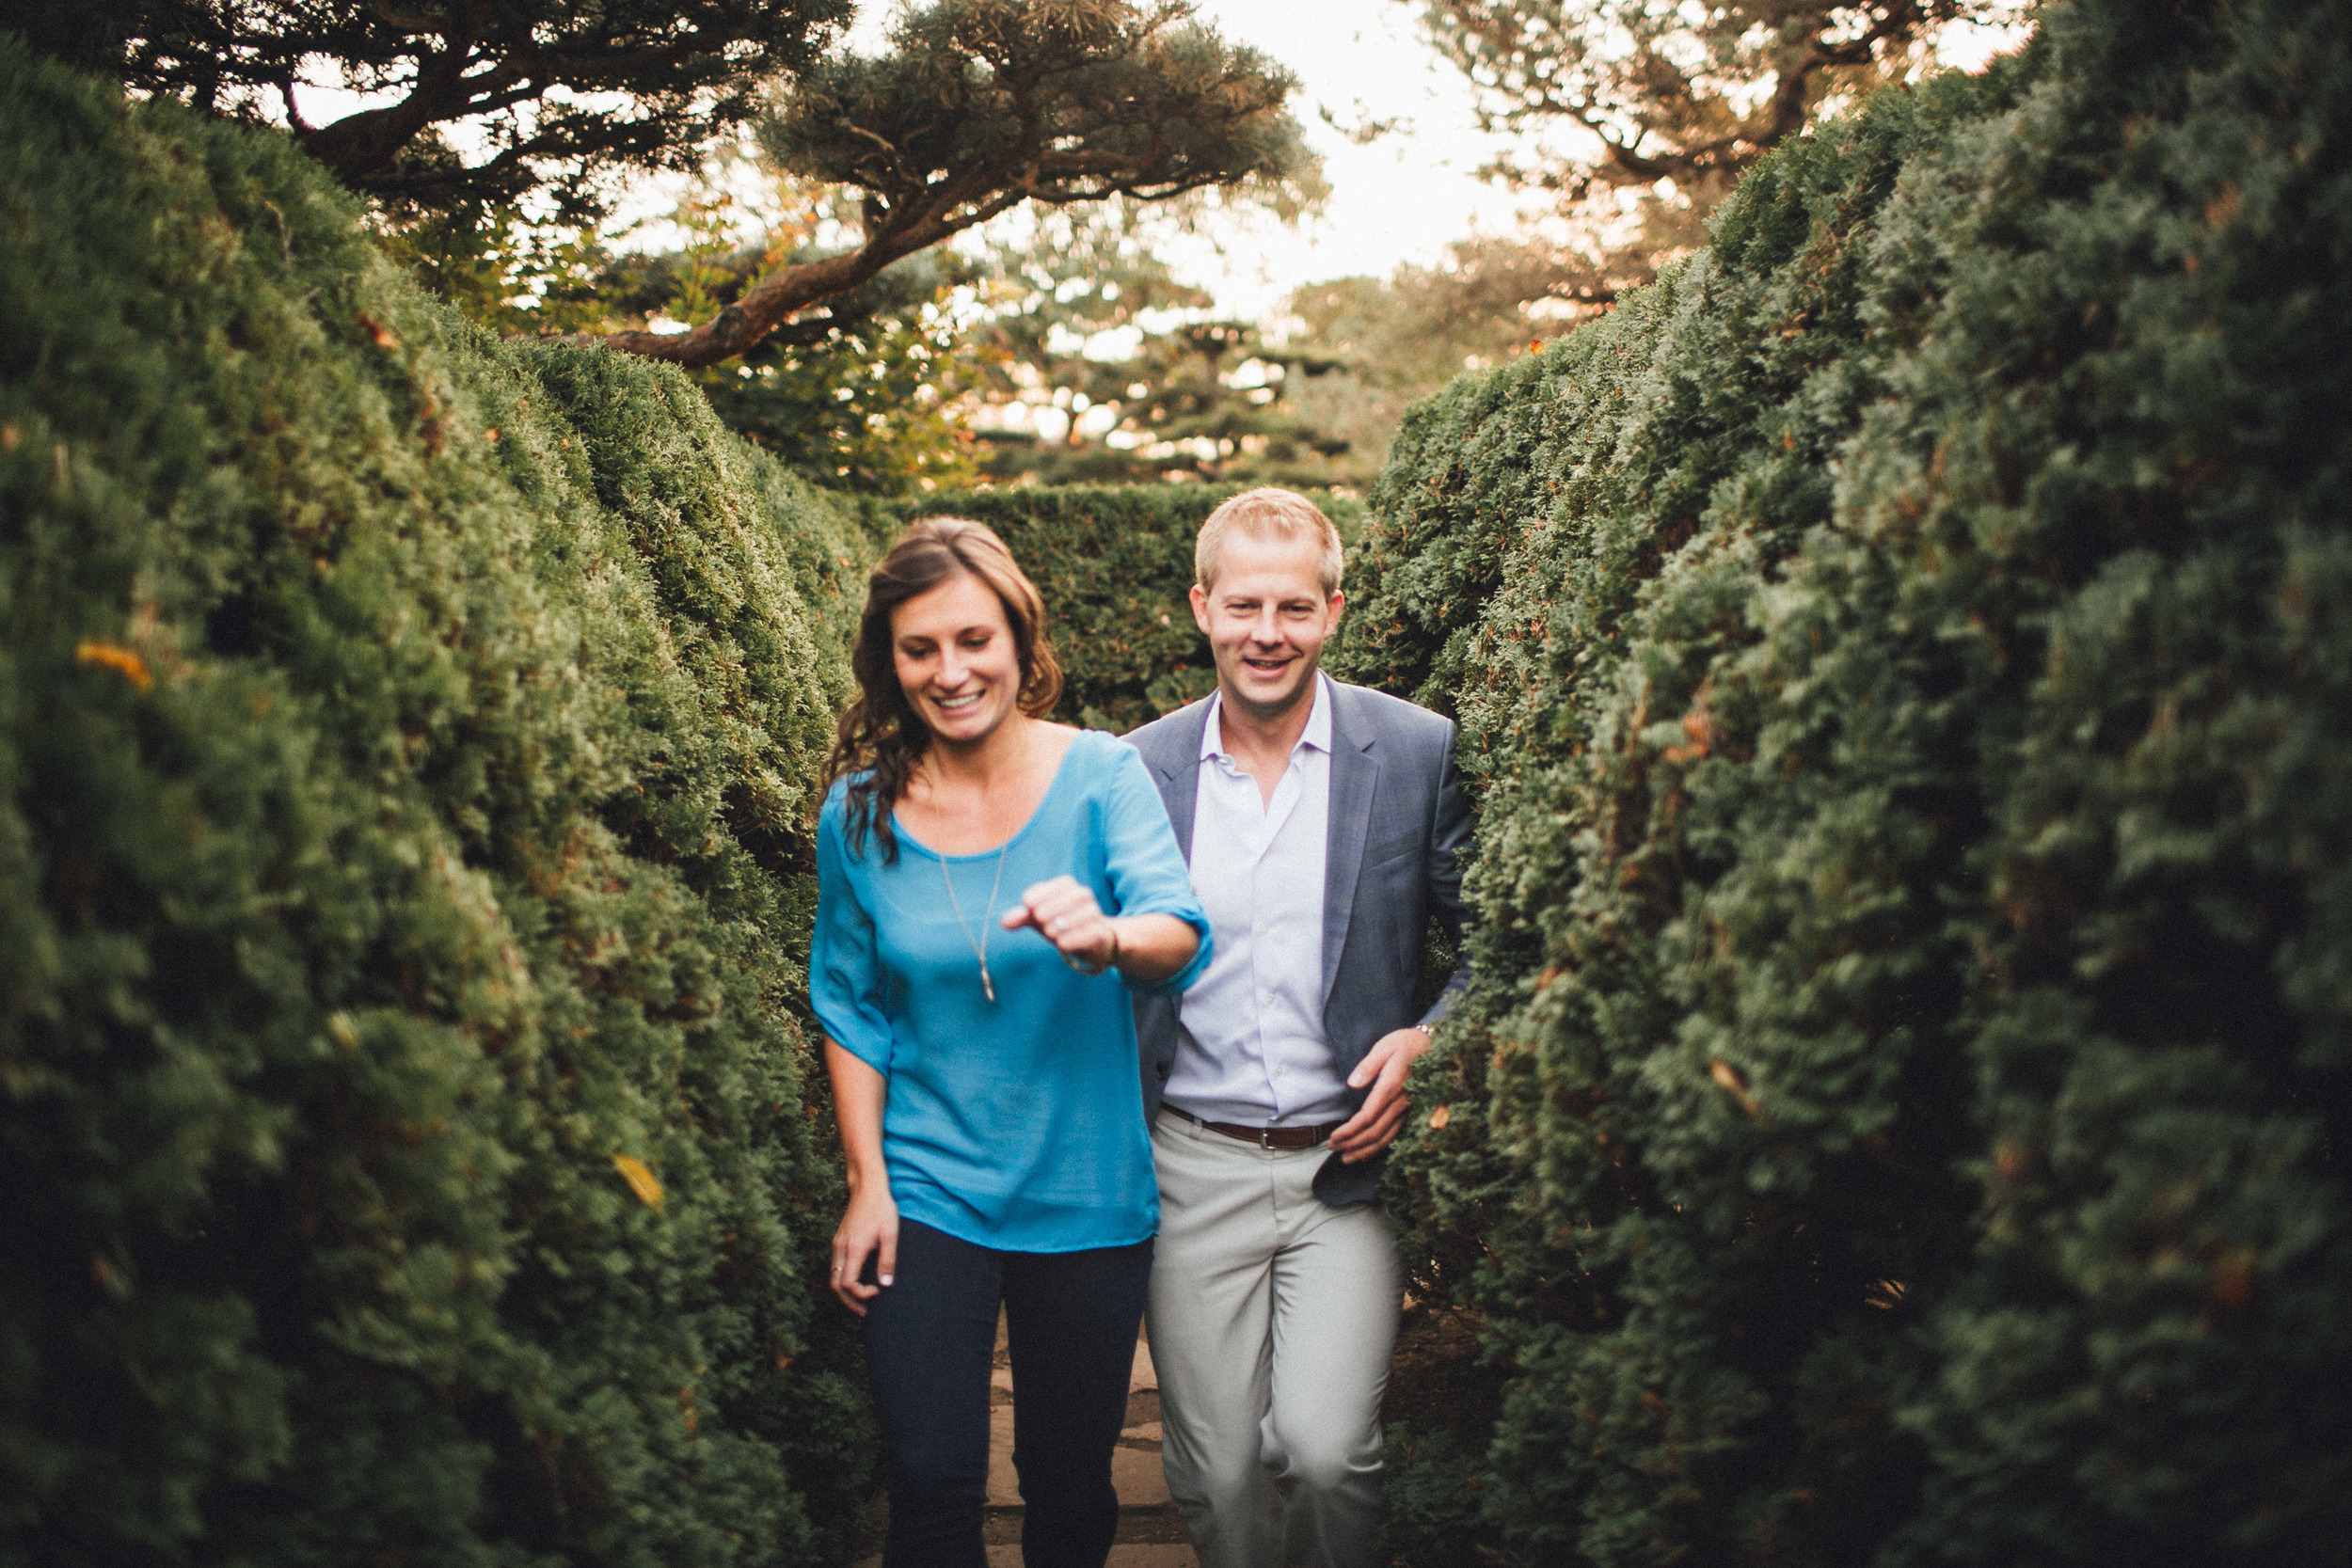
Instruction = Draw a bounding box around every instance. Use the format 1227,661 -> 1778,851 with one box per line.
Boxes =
812,730 -> 1212,1252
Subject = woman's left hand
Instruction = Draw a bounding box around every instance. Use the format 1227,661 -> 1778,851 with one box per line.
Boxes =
1003,875 -> 1119,974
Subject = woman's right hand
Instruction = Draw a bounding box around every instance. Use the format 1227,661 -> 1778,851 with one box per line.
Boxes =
830,1183 -> 899,1315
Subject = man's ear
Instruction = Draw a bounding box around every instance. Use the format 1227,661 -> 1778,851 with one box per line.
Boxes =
1189,582 -> 1213,636
1326,590 -> 1346,628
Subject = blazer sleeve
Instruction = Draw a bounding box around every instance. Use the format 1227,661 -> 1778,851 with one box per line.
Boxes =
1416,720 -> 1475,1029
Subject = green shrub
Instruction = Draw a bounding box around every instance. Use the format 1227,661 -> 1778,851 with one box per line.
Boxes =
0,41 -> 876,1567
898,485 -> 1363,734
1354,1 -> 2352,1561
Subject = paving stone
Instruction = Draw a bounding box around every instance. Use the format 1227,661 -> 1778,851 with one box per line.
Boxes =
1113,1444 -> 1169,1507
901,1318 -> 1183,1557
986,1402 -> 1020,1506
983,1408 -> 1168,1509
985,1547 -> 1196,1567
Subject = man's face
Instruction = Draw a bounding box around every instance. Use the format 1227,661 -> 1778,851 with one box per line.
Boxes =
1189,528 -> 1343,725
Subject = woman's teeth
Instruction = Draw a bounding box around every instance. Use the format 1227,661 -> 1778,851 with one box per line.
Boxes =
935,691 -> 982,710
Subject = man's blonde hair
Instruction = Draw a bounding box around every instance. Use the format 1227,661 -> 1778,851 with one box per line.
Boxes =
1194,487 -> 1344,596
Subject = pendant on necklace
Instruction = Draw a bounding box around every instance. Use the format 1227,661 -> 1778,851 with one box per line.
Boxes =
980,967 -> 995,1005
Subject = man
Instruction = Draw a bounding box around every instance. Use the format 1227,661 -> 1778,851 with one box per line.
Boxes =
1123,487 -> 1472,1568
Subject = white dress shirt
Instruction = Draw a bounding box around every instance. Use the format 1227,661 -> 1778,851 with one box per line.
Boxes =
1167,673 -> 1353,1127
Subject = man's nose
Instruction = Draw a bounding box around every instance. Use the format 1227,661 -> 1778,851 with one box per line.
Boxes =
1247,609 -> 1283,643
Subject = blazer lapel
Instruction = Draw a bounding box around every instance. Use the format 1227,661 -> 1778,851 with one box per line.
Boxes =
1322,682 -> 1377,1013
1149,702 -> 1210,865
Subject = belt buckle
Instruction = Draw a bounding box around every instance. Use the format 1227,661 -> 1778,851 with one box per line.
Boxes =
1259,1126 -> 1275,1150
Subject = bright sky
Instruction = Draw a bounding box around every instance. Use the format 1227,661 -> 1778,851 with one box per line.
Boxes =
1150,0 -> 2034,316
819,1 -> 1539,318
1132,0 -> 1544,316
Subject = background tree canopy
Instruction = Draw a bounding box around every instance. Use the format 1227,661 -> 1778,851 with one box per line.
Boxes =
16,0 -> 1318,374
10,0 -> 854,218
595,0 -> 1319,367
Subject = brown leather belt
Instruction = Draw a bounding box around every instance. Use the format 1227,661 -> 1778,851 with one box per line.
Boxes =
1158,1104 -> 1346,1150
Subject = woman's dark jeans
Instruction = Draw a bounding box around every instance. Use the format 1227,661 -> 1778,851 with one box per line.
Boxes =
863,1218 -> 1153,1568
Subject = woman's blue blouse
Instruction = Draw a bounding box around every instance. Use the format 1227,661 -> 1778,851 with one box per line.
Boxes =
812,731 -> 1211,1252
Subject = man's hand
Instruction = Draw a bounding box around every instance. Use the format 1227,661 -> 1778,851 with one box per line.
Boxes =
1328,1024 -> 1434,1164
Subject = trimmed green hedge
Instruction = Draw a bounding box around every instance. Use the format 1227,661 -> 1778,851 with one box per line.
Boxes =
1343,0 -> 2352,1561
897,485 -> 1363,735
0,40 -> 876,1567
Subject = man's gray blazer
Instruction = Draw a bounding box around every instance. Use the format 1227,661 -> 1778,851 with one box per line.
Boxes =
1122,677 -> 1473,1208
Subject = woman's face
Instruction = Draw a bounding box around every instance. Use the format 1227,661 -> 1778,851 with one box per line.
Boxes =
890,570 -> 1025,750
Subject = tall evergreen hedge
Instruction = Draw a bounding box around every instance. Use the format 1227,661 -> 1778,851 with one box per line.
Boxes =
0,40 -> 878,1567
1339,0 -> 2352,1560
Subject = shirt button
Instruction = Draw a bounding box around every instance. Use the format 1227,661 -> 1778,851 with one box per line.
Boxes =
1275,1066 -> 1287,1078
1263,993 -> 1274,1006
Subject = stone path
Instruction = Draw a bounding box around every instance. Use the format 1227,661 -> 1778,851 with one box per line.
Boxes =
856,1312 -> 1198,1568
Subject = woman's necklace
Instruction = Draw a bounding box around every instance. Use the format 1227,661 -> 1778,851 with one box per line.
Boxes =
941,841 -> 1010,1004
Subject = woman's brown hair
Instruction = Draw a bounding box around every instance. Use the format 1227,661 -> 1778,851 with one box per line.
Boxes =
826,517 -> 1063,862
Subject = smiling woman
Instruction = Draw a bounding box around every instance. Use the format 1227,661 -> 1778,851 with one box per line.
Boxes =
810,518 -> 1212,1567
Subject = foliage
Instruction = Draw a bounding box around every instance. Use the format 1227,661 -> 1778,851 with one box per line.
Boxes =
608,201 -> 988,495
1410,0 -> 2027,325
1343,0 -> 2352,1560
704,283 -> 983,495
898,486 -> 1363,734
974,320 -> 1363,489
604,0 -> 1319,369
0,42 -> 882,1568
371,197 -> 623,339
765,0 -> 1314,220
1421,0 -> 2013,196
9,0 -> 851,218
952,210 -> 1578,492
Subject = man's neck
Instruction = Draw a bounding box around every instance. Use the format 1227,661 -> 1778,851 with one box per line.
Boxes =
1216,673 -> 1320,799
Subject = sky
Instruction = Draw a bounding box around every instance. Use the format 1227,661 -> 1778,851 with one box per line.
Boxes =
695,0 -> 1549,325
1069,0 -> 1546,317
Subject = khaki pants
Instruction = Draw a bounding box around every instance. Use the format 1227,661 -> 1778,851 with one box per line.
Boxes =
1146,1109 -> 1401,1568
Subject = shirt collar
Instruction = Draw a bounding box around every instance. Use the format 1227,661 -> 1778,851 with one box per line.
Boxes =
1201,672 -> 1332,764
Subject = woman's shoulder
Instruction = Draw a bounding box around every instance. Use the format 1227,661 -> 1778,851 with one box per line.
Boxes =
1062,725 -> 1146,779
1058,729 -> 1168,818
818,771 -> 873,838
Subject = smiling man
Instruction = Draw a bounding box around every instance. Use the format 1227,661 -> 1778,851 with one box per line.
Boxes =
1121,487 -> 1472,1568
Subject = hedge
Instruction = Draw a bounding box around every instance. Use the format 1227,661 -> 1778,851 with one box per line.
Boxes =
0,40 -> 877,1568
1340,0 -> 2352,1561
896,485 -> 1364,735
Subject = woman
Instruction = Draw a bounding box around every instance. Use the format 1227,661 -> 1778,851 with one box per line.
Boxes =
812,518 -> 1210,1568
